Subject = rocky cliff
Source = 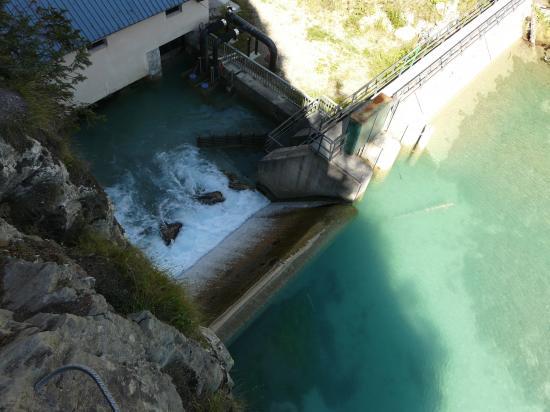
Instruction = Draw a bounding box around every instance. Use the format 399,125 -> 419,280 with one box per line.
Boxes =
0,92 -> 235,411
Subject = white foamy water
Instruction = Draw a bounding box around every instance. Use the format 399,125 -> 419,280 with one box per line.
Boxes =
107,144 -> 269,276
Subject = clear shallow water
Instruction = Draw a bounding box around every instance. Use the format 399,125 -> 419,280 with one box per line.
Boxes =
230,43 -> 550,411
74,58 -> 273,275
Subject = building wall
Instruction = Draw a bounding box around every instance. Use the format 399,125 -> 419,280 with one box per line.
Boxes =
68,0 -> 209,104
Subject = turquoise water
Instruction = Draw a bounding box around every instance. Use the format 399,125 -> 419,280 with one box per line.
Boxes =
73,58 -> 273,275
230,43 -> 550,411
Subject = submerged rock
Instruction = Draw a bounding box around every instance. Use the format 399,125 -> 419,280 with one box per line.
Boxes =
224,171 -> 255,191
160,221 -> 183,245
196,191 -> 225,205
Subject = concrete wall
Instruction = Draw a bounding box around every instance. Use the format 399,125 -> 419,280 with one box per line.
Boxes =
258,145 -> 372,202
383,0 -> 532,147
68,0 -> 209,104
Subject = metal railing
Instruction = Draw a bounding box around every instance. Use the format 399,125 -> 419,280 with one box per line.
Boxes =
266,0 -> 516,160
393,0 -> 526,100
311,0 -> 526,161
210,36 -> 315,109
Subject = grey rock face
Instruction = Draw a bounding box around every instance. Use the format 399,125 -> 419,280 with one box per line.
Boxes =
0,224 -> 234,411
0,134 -> 122,243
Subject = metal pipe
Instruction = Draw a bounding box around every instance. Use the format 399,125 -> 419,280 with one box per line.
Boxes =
212,29 -> 240,78
226,7 -> 278,71
199,19 -> 227,74
34,364 -> 120,412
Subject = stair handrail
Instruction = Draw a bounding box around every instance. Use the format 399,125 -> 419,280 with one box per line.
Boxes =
266,0 -> 500,154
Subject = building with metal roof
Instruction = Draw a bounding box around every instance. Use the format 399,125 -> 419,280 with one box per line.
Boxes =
5,0 -> 209,104
6,0 -> 192,42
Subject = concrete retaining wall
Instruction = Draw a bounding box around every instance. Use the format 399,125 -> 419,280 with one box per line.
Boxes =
258,145 -> 372,201
383,0 -> 532,147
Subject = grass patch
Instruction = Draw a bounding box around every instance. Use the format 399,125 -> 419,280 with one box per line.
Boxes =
192,392 -> 244,412
72,231 -> 201,337
306,25 -> 333,42
384,4 -> 407,29
363,41 -> 417,76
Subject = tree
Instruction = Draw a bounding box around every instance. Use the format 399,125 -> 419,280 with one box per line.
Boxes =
0,0 -> 90,132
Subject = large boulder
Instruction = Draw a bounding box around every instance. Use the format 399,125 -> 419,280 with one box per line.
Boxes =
0,134 -> 123,243
160,221 -> 183,245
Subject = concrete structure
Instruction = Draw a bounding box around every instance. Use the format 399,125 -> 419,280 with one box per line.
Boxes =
7,0 -> 209,104
381,0 -> 533,148
258,145 -> 372,202
260,0 -> 534,204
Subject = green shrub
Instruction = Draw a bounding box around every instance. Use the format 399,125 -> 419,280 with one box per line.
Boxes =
0,0 -> 90,133
384,4 -> 407,28
192,392 -> 244,412
363,42 -> 416,76
306,25 -> 333,42
73,231 -> 201,337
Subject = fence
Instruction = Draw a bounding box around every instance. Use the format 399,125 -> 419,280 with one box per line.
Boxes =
266,0 -> 522,160
210,36 -> 315,109
393,0 -> 526,100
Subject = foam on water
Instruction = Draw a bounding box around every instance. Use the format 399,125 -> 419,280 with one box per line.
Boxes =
107,144 -> 269,275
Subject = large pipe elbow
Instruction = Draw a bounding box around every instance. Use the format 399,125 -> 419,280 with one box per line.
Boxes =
199,19 -> 228,73
212,29 -> 240,77
226,8 -> 278,71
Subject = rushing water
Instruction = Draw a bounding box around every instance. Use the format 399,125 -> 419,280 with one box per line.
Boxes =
74,58 -> 272,276
230,42 -> 550,411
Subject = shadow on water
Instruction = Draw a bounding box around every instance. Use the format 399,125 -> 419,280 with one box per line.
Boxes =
230,215 -> 447,411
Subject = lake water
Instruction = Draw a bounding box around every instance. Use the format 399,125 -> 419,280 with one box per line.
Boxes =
230,42 -> 550,411
73,58 -> 273,276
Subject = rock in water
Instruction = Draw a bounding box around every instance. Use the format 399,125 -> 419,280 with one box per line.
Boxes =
160,221 -> 183,245
196,191 -> 225,205
224,171 -> 254,191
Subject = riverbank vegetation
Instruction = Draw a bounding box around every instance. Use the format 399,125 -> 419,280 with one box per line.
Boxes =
232,0 -> 483,98
72,231 -> 202,336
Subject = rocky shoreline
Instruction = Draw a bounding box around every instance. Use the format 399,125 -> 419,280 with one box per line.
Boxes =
0,91 -> 236,411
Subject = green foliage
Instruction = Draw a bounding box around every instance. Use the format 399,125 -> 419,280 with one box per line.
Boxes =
0,0 -> 90,133
192,392 -> 244,412
74,231 -> 201,337
363,41 -> 416,76
306,25 -> 332,42
384,3 -> 407,28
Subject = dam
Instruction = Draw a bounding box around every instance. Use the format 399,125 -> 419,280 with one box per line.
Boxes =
72,0 -> 548,407
229,39 -> 550,411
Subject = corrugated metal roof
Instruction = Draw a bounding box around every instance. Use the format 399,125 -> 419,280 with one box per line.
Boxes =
6,0 -> 189,42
